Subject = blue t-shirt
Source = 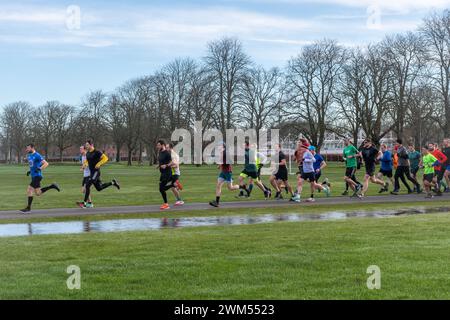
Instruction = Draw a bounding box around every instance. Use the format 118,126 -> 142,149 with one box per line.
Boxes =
313,154 -> 324,171
380,150 -> 393,171
28,152 -> 44,178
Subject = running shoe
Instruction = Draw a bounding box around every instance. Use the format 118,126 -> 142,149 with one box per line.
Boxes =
19,207 -> 31,214
209,200 -> 219,207
352,185 -> 362,197
323,186 -> 331,197
341,190 -> 349,196
77,201 -> 87,209
86,203 -> 94,208
291,194 -> 301,202
425,193 -> 434,199
174,200 -> 184,206
390,190 -> 399,195
112,179 -> 120,190
175,180 -> 183,190
52,183 -> 61,192
305,198 -> 315,202
160,203 -> 170,210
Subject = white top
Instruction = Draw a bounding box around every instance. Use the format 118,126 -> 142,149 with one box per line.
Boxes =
82,155 -> 90,178
171,150 -> 181,176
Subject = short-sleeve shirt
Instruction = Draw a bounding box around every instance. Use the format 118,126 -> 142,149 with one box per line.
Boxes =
423,154 -> 437,175
408,151 -> 421,170
313,154 -> 324,171
343,145 -> 359,168
28,152 -> 44,178
380,151 -> 393,171
361,146 -> 379,166
86,149 -> 104,172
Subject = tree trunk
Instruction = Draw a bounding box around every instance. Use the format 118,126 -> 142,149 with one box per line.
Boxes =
127,149 -> 132,166
116,144 -> 121,163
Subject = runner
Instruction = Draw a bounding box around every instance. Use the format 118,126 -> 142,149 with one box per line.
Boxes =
292,138 -> 310,202
256,146 -> 272,198
408,144 -> 421,181
167,143 -> 184,206
20,144 -> 61,213
310,146 -> 331,190
391,139 -> 421,195
79,145 -> 92,207
342,138 -> 362,197
209,143 -> 248,207
376,143 -> 393,193
421,146 -> 438,199
442,138 -> 450,192
428,142 -> 448,196
270,143 -> 295,200
237,142 -> 271,199
79,140 -> 120,209
360,139 -> 386,197
302,146 -> 330,202
157,140 -> 174,210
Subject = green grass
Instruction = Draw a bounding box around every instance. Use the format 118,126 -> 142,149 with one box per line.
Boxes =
2,162 -> 450,300
0,162 -> 428,211
1,212 -> 450,299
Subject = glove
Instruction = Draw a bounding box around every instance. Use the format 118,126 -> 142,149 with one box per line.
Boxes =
26,171 -> 30,176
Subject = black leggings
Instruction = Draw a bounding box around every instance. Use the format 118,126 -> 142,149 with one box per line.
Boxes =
84,171 -> 113,202
160,174 -> 174,203
394,166 -> 419,192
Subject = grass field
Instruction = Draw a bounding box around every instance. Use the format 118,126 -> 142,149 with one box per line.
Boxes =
1,162 -> 450,299
0,162 -> 431,211
1,212 -> 450,299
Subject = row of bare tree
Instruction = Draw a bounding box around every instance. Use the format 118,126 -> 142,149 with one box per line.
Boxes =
1,10 -> 449,164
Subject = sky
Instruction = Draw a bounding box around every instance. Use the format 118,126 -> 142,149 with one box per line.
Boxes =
0,0 -> 449,107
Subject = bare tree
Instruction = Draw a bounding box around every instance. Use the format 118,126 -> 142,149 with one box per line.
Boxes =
116,77 -> 149,165
420,10 -> 450,136
53,104 -> 76,162
204,37 -> 251,136
287,39 -> 345,148
383,32 -> 428,138
241,66 -> 285,135
0,102 -> 32,163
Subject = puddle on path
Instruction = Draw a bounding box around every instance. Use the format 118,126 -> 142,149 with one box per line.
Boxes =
0,206 -> 448,237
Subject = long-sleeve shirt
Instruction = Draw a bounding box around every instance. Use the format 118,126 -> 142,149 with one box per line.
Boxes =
431,149 -> 448,172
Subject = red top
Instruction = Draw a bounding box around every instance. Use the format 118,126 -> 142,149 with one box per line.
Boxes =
432,149 -> 448,171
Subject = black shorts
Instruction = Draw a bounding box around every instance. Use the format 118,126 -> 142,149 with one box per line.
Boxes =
82,177 -> 90,187
160,172 -> 173,188
172,174 -> 180,183
314,171 -> 322,182
241,169 -> 258,179
297,165 -> 304,175
274,167 -> 288,182
436,169 -> 445,181
365,163 -> 376,176
423,174 -> 434,183
29,176 -> 42,189
379,169 -> 393,178
301,172 -> 316,182
345,167 -> 357,178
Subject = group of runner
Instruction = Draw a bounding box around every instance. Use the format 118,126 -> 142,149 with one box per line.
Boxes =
20,136 -> 450,212
208,137 -> 450,207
